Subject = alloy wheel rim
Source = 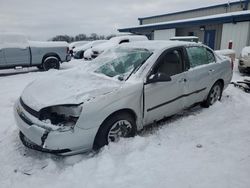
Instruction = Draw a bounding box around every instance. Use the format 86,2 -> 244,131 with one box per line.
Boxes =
209,85 -> 221,105
107,120 -> 132,143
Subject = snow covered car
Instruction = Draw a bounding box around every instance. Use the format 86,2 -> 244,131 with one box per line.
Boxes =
239,46 -> 250,73
73,40 -> 107,59
84,35 -> 148,60
69,41 -> 89,56
14,41 -> 233,155
0,34 -> 71,71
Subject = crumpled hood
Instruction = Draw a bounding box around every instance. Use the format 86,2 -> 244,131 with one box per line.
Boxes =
21,70 -> 121,111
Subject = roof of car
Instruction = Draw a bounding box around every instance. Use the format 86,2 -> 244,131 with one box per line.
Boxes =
110,35 -> 148,42
120,40 -> 197,51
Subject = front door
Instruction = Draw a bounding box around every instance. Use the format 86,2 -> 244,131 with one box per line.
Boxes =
0,49 -> 5,66
144,48 -> 188,125
204,30 -> 216,49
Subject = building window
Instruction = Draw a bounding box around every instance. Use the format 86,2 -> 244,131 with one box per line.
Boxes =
188,32 -> 194,36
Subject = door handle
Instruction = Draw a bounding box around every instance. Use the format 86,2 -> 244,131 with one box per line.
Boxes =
208,69 -> 215,74
179,78 -> 187,83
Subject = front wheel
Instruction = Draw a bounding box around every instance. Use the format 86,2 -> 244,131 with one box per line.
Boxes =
201,81 -> 223,108
93,113 -> 136,150
42,57 -> 60,71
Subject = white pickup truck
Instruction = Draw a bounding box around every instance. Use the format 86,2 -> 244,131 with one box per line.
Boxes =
0,34 -> 71,71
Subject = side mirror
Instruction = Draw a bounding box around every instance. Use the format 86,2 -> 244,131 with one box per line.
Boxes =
147,72 -> 171,84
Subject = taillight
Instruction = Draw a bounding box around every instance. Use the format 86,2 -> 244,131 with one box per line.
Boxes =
66,47 -> 69,54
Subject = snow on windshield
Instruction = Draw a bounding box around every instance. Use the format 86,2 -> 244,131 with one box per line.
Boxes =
93,48 -> 152,81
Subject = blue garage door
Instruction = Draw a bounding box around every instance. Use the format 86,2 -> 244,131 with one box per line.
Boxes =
204,30 -> 216,49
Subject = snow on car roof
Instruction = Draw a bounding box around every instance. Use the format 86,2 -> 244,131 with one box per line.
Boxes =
28,41 -> 69,48
92,35 -> 148,52
170,36 -> 199,39
69,41 -> 89,48
109,35 -> 148,42
120,40 -> 195,51
74,40 -> 107,51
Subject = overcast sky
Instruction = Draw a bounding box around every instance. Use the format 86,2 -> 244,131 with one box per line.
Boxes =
0,0 -> 237,40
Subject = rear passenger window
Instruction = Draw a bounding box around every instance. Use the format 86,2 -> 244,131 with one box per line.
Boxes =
206,48 -> 216,63
186,46 -> 208,68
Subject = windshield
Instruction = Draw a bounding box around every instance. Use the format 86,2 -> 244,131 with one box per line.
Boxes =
93,48 -> 152,80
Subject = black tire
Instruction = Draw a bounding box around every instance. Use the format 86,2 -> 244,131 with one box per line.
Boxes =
201,81 -> 223,108
42,56 -> 60,71
238,66 -> 244,73
37,65 -> 43,70
93,112 -> 136,150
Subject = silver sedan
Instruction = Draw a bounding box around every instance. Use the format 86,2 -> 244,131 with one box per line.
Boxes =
14,41 -> 233,155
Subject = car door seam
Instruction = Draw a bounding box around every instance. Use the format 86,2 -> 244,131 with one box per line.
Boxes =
147,87 -> 206,112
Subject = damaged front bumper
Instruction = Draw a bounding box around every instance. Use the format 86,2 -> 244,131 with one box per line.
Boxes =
14,99 -> 99,155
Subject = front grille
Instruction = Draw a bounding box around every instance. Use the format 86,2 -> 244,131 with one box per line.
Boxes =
20,98 -> 40,118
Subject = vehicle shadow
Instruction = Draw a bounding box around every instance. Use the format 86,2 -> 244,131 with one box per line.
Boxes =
0,68 -> 40,77
138,104 -> 204,136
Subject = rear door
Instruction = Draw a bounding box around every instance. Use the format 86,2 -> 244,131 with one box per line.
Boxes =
183,46 -> 218,107
144,47 -> 188,124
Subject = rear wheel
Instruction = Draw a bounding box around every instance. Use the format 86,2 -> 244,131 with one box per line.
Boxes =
201,81 -> 223,108
93,113 -> 136,150
42,57 -> 60,71
37,65 -> 43,70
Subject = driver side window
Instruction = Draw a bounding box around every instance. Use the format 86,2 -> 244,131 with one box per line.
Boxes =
153,49 -> 183,77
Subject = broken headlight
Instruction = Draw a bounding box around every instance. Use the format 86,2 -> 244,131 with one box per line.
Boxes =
39,105 -> 82,128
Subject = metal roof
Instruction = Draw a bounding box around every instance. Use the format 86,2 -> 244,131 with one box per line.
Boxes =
138,0 -> 248,21
119,10 -> 250,33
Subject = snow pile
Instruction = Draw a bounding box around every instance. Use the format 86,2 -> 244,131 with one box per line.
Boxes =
0,60 -> 249,188
215,49 -> 235,55
215,49 -> 236,61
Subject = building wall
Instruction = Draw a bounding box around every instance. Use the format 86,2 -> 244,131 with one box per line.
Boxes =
141,3 -> 246,25
153,29 -> 176,40
220,21 -> 250,56
175,24 -> 222,50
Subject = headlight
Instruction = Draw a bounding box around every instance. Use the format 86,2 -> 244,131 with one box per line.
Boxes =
39,105 -> 82,129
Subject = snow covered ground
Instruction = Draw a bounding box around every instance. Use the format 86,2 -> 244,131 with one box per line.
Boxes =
0,60 -> 249,188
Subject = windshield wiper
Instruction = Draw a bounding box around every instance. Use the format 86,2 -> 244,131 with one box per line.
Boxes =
125,53 -> 153,81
